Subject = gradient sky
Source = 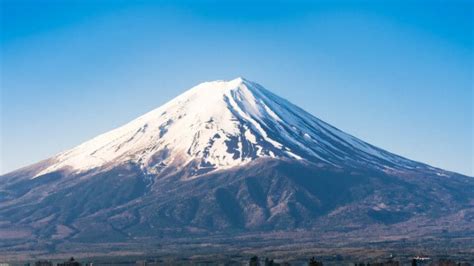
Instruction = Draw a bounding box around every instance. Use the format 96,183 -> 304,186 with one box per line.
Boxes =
1,0 -> 473,176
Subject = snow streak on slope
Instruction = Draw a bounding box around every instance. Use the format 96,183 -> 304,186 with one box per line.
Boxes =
35,77 -> 416,178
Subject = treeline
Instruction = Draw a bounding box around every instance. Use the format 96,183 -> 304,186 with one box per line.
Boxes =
19,256 -> 473,266
248,256 -> 472,266
249,256 -> 324,266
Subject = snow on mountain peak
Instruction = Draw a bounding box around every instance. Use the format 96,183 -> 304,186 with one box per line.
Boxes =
34,78 -> 414,178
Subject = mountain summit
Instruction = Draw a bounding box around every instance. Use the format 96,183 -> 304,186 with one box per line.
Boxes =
1,78 -> 472,255
33,77 -> 439,179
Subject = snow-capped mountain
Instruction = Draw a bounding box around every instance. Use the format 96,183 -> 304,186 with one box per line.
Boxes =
1,78 -> 472,255
34,77 -> 431,179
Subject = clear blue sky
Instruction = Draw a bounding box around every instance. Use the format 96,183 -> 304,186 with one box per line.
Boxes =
1,0 -> 472,176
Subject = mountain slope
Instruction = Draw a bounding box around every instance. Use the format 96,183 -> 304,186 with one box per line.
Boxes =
0,77 -> 472,254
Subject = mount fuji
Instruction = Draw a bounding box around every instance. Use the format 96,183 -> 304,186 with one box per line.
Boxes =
1,78 -> 473,256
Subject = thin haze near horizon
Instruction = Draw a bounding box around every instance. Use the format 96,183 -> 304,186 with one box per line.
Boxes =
1,0 -> 473,176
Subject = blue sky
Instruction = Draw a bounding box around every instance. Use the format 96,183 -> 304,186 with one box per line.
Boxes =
1,0 -> 472,175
